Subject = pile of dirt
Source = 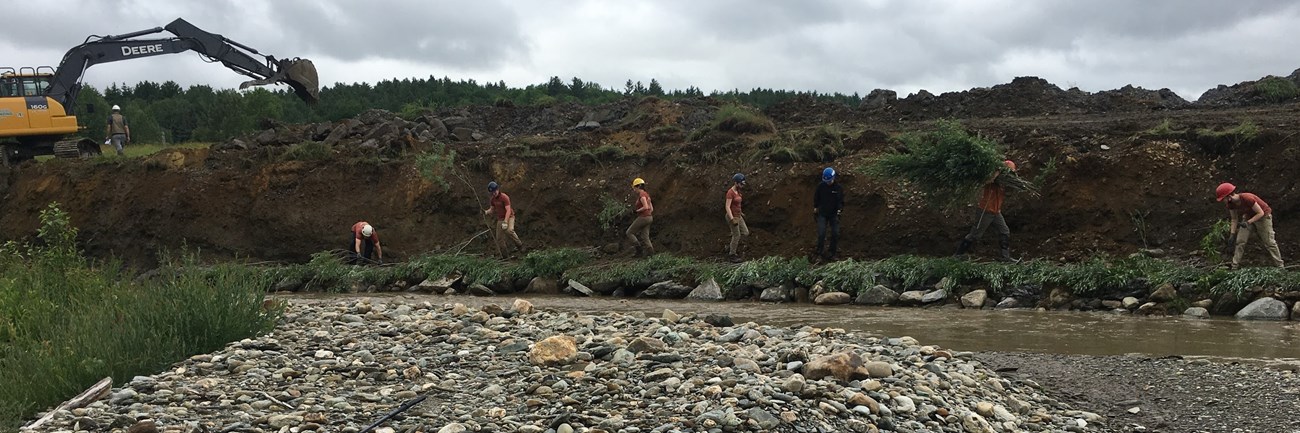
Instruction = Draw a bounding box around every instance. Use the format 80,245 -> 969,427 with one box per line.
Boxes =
1197,68 -> 1300,106
857,76 -> 1190,120
3,74 -> 1300,268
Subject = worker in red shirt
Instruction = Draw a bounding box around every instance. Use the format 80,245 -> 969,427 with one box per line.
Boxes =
1216,182 -> 1284,269
726,173 -> 749,262
955,160 -> 1018,262
350,221 -> 382,264
483,181 -> 525,258
626,177 -> 655,257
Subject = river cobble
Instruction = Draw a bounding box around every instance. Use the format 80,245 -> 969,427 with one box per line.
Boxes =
32,299 -> 1100,432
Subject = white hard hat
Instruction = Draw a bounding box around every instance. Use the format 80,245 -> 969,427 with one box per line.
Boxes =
361,224 -> 374,237
112,105 -> 120,111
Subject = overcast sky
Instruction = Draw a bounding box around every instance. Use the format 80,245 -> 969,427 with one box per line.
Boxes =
3,0 -> 1298,101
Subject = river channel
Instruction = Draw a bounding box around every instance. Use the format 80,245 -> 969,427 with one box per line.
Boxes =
287,293 -> 1300,362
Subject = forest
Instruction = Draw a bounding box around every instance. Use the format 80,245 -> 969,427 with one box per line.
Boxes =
77,76 -> 863,144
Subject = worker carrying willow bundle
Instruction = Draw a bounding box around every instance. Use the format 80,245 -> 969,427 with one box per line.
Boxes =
869,120 -> 1040,261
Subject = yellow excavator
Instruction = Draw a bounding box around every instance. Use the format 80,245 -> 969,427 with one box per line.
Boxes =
0,18 -> 318,166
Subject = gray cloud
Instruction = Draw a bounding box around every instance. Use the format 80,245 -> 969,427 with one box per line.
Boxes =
2,0 -> 1298,102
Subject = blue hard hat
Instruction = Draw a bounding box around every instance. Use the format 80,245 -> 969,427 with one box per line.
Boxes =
733,173 -> 746,184
487,181 -> 499,192
822,167 -> 836,182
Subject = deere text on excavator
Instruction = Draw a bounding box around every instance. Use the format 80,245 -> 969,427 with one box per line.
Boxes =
0,18 -> 319,166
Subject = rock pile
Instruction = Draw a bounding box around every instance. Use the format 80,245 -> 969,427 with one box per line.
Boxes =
29,300 -> 1100,432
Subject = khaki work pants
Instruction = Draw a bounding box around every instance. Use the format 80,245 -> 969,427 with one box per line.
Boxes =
1234,214 -> 1284,267
625,216 -> 654,253
494,216 -> 524,257
729,216 -> 749,256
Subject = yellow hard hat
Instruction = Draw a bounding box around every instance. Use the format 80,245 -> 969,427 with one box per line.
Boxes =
632,177 -> 645,187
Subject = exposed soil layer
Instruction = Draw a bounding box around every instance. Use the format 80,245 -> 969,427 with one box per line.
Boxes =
3,74 -> 1300,268
976,352 -> 1300,433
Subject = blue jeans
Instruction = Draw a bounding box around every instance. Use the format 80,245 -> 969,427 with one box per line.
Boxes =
816,214 -> 840,257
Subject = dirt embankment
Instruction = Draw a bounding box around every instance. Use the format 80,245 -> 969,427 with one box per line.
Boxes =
3,74 -> 1300,268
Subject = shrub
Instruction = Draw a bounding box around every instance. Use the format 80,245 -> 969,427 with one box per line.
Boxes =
867,119 -> 1005,207
1254,77 -> 1299,103
711,104 -> 776,134
0,205 -> 280,429
597,194 -> 627,231
280,141 -> 331,161
415,142 -> 457,191
1200,220 -> 1233,262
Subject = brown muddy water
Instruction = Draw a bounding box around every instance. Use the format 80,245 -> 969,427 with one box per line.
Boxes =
286,294 -> 1300,363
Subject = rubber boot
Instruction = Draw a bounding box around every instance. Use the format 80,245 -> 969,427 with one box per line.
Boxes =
998,235 -> 1019,263
954,238 -> 973,257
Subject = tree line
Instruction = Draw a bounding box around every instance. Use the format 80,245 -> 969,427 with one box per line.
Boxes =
75,76 -> 864,144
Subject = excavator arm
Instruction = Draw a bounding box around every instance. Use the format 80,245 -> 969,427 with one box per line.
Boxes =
46,18 -> 318,110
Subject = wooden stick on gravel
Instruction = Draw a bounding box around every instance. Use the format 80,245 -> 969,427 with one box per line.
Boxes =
23,377 -> 112,430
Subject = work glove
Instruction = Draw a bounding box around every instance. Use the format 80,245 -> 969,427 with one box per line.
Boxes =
500,222 -> 509,230
1237,220 -> 1251,229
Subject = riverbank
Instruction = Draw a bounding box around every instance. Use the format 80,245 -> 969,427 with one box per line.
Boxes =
269,249 -> 1300,322
27,299 -> 1099,433
977,352 -> 1300,433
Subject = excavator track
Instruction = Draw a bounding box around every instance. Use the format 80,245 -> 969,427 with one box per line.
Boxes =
52,138 -> 101,159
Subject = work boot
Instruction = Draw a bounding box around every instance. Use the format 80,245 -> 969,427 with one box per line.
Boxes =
954,238 -> 973,257
728,253 -> 743,263
998,235 -> 1020,263
634,244 -> 644,258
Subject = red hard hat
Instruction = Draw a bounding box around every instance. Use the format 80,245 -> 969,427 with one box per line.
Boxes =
1215,183 -> 1235,202
1003,160 -> 1016,171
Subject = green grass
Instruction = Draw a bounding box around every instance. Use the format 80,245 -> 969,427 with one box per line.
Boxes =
759,125 -> 846,163
707,104 -> 775,135
1255,77 -> 1299,103
35,142 -> 210,162
280,141 -> 332,162
267,246 -> 1300,299
1143,119 -> 1186,137
1196,121 -> 1260,144
0,203 -> 280,430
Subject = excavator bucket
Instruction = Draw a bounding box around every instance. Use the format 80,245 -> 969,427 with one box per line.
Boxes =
279,58 -> 319,104
239,57 -> 320,104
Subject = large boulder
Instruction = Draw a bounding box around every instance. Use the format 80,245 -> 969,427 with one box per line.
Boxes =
1235,297 -> 1288,321
686,279 -> 724,301
526,277 -> 560,294
899,290 -> 927,304
813,292 -> 852,305
961,290 -> 988,308
760,286 -> 795,302
640,281 -> 693,299
802,352 -> 870,382
921,289 -> 947,303
1149,283 -> 1177,302
528,335 -> 577,366
1183,307 -> 1209,319
417,275 -> 460,293
566,280 -> 594,297
855,285 -> 900,305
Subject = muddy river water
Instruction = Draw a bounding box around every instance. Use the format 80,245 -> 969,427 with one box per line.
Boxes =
288,294 -> 1300,362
